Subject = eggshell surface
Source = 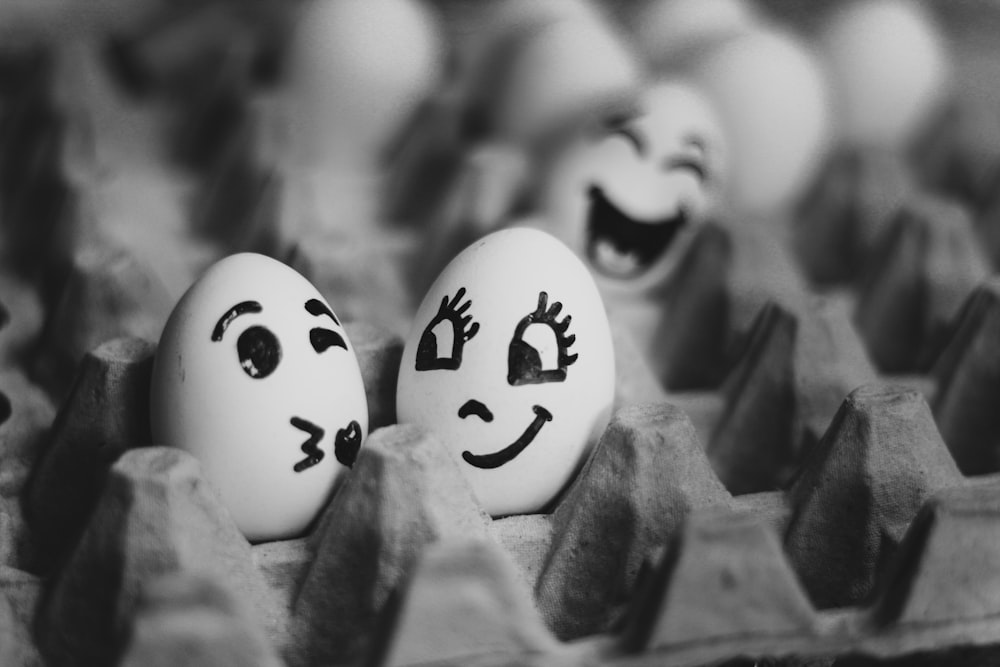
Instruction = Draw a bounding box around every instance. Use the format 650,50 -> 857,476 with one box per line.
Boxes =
820,0 -> 950,150
629,0 -> 758,69
286,0 -> 443,170
470,14 -> 641,145
690,28 -> 831,214
150,253 -> 369,542
397,228 -> 615,517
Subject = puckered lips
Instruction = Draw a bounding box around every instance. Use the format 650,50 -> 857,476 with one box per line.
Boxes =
586,185 -> 689,280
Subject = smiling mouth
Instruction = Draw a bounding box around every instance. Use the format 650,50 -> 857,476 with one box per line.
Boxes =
461,405 -> 552,470
586,185 -> 689,280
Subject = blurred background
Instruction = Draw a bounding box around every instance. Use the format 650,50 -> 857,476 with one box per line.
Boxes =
3,0 -> 1000,402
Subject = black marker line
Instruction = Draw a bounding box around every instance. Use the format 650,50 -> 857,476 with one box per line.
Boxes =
458,399 -> 494,422
291,416 -> 325,472
310,327 -> 347,353
461,405 -> 552,470
335,420 -> 363,468
305,298 -> 340,325
212,301 -> 262,341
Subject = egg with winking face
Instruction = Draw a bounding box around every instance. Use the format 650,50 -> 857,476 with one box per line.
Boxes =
396,228 -> 615,517
150,253 -> 369,542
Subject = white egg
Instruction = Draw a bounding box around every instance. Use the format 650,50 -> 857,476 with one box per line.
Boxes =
286,0 -> 443,171
468,14 -> 641,145
534,79 -> 727,293
628,0 -> 759,69
689,28 -> 832,214
397,228 -> 615,516
150,253 -> 369,542
820,0 -> 951,151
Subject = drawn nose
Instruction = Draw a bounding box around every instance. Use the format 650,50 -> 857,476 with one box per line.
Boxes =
458,399 -> 494,423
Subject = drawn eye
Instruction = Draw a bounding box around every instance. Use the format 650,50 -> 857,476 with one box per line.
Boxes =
237,325 -> 281,379
304,298 -> 346,354
666,155 -> 707,182
415,287 -> 480,371
310,328 -> 346,353
602,113 -> 645,156
508,291 -> 578,386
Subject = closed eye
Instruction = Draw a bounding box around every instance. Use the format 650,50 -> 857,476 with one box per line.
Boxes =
612,126 -> 645,156
664,155 -> 707,181
310,328 -> 347,353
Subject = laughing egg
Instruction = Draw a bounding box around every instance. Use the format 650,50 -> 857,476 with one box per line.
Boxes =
150,253 -> 368,542
397,228 -> 615,516
534,79 -> 727,292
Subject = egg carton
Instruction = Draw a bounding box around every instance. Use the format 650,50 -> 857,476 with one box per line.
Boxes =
4,294 -> 1000,666
3,248 -> 1000,664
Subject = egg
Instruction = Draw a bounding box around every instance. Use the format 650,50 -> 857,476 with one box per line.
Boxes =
689,28 -> 832,214
628,0 -> 759,70
150,253 -> 368,542
281,0 -> 444,233
465,13 -> 641,146
533,79 -> 728,293
286,0 -> 443,172
819,0 -> 951,151
397,228 -> 615,517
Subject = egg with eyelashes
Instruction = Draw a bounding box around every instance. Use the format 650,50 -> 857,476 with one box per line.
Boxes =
150,253 -> 368,542
397,228 -> 615,517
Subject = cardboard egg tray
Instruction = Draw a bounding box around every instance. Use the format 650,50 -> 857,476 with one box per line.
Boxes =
5,1 -> 1000,666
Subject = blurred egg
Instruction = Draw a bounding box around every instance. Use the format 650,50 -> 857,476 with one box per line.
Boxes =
397,228 -> 615,516
286,0 -> 443,170
465,13 -> 641,145
628,0 -> 759,70
448,0 -> 602,66
534,79 -> 727,292
150,253 -> 368,542
820,0 -> 951,151
689,28 -> 832,214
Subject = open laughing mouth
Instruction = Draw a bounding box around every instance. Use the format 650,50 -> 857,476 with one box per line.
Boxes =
586,185 -> 689,280
461,405 -> 552,470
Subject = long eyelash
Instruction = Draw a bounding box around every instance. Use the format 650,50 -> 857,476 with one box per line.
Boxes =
439,287 -> 480,342
529,291 -> 578,368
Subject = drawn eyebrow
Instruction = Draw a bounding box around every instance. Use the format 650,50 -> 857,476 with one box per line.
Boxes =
212,301 -> 262,342
305,298 -> 340,326
310,328 -> 347,353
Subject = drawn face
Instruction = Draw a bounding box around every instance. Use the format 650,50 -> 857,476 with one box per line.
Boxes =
396,228 -> 615,517
150,253 -> 368,542
537,80 -> 726,291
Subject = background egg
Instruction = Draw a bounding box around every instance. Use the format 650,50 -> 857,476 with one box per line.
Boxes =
285,0 -> 443,173
819,0 -> 951,151
688,27 -> 832,215
397,227 -> 615,517
150,253 -> 369,542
